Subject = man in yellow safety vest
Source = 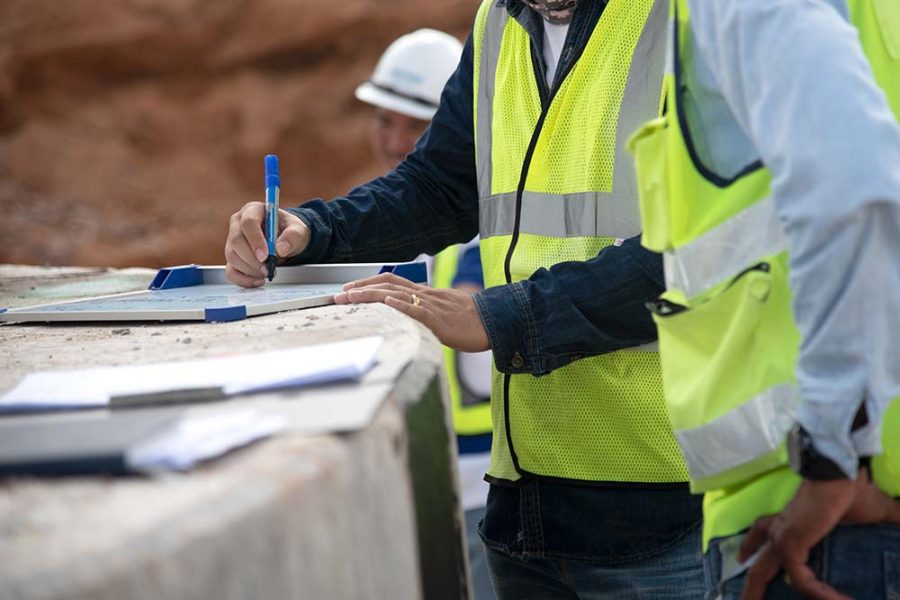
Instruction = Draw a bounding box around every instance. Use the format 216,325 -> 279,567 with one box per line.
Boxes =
628,0 -> 900,597
224,0 -> 706,597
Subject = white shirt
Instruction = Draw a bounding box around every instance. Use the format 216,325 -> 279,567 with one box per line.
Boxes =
542,21 -> 570,88
686,0 -> 900,476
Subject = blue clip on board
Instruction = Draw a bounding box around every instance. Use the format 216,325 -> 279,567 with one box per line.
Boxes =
148,265 -> 205,290
379,262 -> 427,284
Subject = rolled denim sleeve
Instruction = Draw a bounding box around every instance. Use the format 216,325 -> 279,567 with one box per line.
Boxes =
473,236 -> 664,376
285,34 -> 480,264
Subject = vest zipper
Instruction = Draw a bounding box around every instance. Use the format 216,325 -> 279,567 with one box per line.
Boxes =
530,42 -> 549,106
730,261 -> 770,283
501,26 -> 593,478
503,31 -> 590,285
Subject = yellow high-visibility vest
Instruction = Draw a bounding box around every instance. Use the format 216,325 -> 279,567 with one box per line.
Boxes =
473,0 -> 689,484
628,0 -> 900,549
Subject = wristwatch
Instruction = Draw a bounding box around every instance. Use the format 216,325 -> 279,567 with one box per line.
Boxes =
787,424 -> 850,480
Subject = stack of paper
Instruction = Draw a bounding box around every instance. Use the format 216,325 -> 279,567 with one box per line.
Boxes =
0,336 -> 383,412
127,410 -> 286,472
0,409 -> 286,476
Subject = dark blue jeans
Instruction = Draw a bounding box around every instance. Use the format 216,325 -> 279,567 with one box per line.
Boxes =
479,480 -> 705,599
704,523 -> 900,599
483,524 -> 703,599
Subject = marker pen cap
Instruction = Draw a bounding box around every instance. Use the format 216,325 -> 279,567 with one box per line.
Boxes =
265,154 -> 280,188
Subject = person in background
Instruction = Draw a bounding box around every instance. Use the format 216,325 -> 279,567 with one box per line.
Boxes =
355,29 -> 451,172
355,29 -> 496,600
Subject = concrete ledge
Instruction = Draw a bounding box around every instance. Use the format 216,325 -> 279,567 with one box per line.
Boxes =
0,267 -> 467,599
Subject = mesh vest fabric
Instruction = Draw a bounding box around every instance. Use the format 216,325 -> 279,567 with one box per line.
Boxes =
473,0 -> 689,484
432,246 -> 492,437
628,0 -> 900,549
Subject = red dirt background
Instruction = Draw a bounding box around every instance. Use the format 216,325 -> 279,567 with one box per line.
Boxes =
0,0 -> 476,268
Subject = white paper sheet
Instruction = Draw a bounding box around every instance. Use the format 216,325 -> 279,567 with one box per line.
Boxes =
0,336 -> 383,412
126,410 -> 287,472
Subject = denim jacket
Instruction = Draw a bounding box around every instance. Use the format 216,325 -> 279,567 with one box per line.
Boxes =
286,0 -> 701,562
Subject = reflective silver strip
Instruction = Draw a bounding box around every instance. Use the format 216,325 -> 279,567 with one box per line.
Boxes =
475,3 -> 507,201
480,191 -> 642,239
631,341 -> 659,353
664,196 -> 787,299
675,382 -> 799,481
611,0 -> 669,215
664,17 -> 675,76
475,0 -> 668,237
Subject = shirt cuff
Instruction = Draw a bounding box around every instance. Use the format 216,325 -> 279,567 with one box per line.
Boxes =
473,282 -> 537,375
796,399 -> 862,479
283,207 -> 326,264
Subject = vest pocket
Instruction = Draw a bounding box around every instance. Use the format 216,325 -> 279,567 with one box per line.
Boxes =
628,116 -> 673,252
874,0 -> 900,60
650,256 -> 801,489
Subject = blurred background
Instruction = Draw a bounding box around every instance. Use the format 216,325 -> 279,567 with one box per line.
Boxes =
0,0 -> 474,268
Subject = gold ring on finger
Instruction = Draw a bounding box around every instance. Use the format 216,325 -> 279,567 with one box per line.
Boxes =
411,294 -> 421,307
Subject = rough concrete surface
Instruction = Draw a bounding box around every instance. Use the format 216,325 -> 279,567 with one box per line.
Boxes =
0,265 -> 156,310
0,267 -> 462,599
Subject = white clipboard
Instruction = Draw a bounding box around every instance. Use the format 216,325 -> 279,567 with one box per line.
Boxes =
0,262 -> 426,323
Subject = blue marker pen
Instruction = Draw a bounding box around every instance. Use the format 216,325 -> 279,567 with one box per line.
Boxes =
264,154 -> 280,282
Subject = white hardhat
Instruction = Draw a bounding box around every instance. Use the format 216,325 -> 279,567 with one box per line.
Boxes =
355,29 -> 463,121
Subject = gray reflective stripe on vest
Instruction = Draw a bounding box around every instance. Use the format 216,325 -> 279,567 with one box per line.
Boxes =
664,17 -> 675,76
611,0 -> 669,219
663,196 -> 787,299
675,382 -> 799,481
630,341 -> 659,352
480,191 -> 642,239
475,3 -> 507,200
475,0 -> 668,236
